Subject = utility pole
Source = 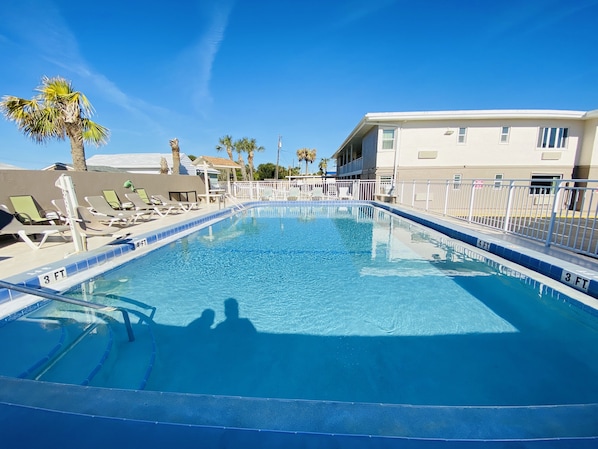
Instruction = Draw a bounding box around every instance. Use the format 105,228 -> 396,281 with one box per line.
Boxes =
275,135 -> 282,180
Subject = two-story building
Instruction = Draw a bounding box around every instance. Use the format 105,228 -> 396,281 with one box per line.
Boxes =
333,109 -> 598,186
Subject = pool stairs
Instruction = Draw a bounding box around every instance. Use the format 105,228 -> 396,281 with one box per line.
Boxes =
0,300 -> 155,390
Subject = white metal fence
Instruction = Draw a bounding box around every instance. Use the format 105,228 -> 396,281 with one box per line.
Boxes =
230,178 -> 598,258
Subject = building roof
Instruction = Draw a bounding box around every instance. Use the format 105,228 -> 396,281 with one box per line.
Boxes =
0,162 -> 25,170
193,156 -> 241,169
86,153 -> 196,174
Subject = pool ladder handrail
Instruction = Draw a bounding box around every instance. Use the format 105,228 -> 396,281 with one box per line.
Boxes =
0,280 -> 135,342
223,192 -> 247,211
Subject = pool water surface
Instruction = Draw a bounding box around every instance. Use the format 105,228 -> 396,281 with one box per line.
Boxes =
57,205 -> 598,407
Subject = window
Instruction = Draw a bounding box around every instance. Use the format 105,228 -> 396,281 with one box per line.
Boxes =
457,127 -> 467,144
494,174 -> 503,189
499,127 -> 510,143
453,174 -> 462,190
529,174 -> 561,195
381,129 -> 395,150
537,127 -> 568,149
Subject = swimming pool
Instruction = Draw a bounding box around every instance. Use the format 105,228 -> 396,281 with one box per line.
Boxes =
1,202 -> 598,447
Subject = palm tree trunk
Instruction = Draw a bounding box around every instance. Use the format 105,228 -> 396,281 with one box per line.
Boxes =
238,154 -> 247,181
229,148 -> 238,181
248,152 -> 254,180
65,122 -> 88,171
169,138 -> 180,175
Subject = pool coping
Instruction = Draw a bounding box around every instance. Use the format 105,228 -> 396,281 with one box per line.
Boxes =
1,200 -> 598,445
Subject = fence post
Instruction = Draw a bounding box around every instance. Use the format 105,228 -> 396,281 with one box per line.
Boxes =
544,181 -> 564,247
467,180 -> 476,223
411,180 -> 416,207
444,180 -> 450,216
426,180 -> 431,211
503,180 -> 515,232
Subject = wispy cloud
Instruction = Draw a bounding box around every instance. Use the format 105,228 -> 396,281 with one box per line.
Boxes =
177,1 -> 234,116
332,0 -> 397,30
0,0 -> 166,131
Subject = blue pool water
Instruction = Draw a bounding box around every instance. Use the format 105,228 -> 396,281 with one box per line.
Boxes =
52,204 -> 598,407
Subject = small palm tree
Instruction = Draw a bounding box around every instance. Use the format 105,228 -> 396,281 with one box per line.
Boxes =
246,138 -> 264,180
216,135 -> 237,181
234,138 -> 249,181
318,158 -> 330,175
296,148 -> 317,175
169,138 -> 180,175
0,76 -> 109,171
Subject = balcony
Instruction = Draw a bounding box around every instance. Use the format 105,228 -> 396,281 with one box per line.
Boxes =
337,157 -> 363,177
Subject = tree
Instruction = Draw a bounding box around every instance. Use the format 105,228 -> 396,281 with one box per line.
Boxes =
245,138 -> 264,180
159,157 -> 169,174
0,76 -> 109,171
296,148 -> 317,175
318,158 -> 330,176
169,138 -> 180,175
234,138 -> 249,181
216,135 -> 237,181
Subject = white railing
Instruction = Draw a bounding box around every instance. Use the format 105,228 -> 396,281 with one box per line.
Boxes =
229,178 -> 598,257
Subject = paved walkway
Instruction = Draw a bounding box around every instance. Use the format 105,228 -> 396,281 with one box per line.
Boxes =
0,203 -> 223,279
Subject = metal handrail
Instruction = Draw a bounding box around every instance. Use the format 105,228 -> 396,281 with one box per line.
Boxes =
0,280 -> 135,342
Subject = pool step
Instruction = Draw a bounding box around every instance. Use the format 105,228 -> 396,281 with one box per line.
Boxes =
0,315 -> 67,379
35,314 -> 113,385
87,317 -> 156,390
0,304 -> 156,390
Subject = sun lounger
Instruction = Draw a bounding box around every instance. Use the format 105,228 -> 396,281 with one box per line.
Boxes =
151,194 -> 199,212
261,187 -> 274,201
135,188 -> 156,205
125,192 -> 174,217
311,187 -> 324,200
85,196 -> 148,226
287,187 -> 300,201
9,195 -> 62,225
102,190 -> 133,210
74,206 -> 127,237
0,206 -> 69,250
338,187 -> 353,200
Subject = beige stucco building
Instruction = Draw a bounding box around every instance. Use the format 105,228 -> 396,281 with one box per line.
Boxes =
333,109 -> 598,185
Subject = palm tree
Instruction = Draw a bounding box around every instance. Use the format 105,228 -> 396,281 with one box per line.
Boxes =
246,138 -> 264,180
169,138 -> 180,175
0,76 -> 109,171
216,135 -> 237,181
296,148 -> 317,175
234,138 -> 249,181
318,158 -> 330,176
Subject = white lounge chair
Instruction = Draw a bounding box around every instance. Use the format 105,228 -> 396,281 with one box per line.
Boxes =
287,187 -> 300,201
126,192 -> 174,217
151,194 -> 199,212
0,206 -> 70,250
85,196 -> 148,226
74,206 -> 127,238
261,187 -> 274,201
311,187 -> 324,200
338,187 -> 353,200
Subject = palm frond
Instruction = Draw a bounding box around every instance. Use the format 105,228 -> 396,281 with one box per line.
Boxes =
82,119 -> 110,146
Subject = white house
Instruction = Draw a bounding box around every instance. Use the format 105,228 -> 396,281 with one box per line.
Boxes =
86,153 -> 196,175
333,109 -> 598,185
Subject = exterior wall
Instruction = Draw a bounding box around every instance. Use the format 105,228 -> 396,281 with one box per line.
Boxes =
361,128 -> 378,179
397,118 -> 581,169
576,119 -> 598,178
0,170 -> 207,213
334,111 -> 598,183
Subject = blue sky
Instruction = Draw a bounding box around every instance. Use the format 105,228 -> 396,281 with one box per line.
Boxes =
0,0 -> 597,171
